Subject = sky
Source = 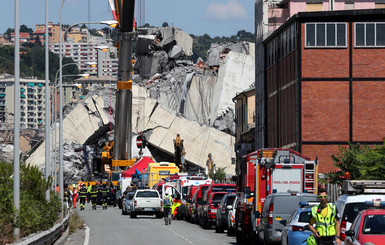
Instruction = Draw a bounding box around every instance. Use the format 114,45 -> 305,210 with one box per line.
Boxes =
0,0 -> 254,37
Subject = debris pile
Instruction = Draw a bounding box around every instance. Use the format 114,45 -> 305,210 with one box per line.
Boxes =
23,26 -> 255,180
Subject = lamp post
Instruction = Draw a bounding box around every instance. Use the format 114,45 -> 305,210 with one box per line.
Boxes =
13,0 -> 20,239
59,0 -> 117,209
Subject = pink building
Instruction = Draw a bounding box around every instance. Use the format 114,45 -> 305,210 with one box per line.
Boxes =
267,0 -> 380,33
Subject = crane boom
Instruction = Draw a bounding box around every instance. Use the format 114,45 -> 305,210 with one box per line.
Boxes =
111,0 -> 136,167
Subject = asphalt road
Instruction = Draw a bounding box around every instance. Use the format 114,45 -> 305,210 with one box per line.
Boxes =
71,204 -> 240,245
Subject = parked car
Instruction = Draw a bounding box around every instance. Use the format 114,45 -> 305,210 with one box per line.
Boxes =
257,192 -> 317,244
336,180 -> 385,242
201,192 -> 228,229
281,202 -> 318,245
121,191 -> 135,215
344,201 -> 385,245
191,184 -> 211,224
215,193 -> 236,233
227,195 -> 238,236
199,183 -> 236,225
185,185 -> 199,222
130,189 -> 162,218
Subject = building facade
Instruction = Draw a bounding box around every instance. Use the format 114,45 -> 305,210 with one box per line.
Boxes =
49,42 -> 118,77
263,9 -> 385,172
0,77 -> 47,130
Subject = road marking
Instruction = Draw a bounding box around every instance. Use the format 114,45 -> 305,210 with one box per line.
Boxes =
84,225 -> 90,245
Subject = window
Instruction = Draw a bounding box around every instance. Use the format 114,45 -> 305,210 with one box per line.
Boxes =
355,22 -> 385,47
306,23 -> 347,47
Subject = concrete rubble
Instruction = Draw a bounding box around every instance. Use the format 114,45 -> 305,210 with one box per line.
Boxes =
24,27 -> 255,182
0,144 -> 13,163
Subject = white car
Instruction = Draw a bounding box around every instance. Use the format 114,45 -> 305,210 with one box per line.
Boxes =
227,196 -> 238,236
130,189 -> 162,218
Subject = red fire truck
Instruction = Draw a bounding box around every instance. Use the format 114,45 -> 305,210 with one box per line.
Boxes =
235,148 -> 318,244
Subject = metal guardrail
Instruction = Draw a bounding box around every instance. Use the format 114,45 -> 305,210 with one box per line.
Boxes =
9,213 -> 69,245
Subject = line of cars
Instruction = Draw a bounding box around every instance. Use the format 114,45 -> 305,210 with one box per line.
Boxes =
281,180 -> 385,245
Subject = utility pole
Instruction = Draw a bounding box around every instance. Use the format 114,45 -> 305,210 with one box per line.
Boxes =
13,0 -> 20,239
44,0 -> 50,202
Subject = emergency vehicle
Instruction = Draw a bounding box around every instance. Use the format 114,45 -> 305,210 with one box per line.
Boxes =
174,175 -> 212,219
235,148 -> 318,244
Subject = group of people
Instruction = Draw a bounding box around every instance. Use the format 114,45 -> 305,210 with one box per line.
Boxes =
63,182 -> 111,211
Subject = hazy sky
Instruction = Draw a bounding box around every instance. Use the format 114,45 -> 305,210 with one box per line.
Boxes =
0,0 -> 254,37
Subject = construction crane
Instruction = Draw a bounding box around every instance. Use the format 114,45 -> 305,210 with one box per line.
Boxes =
100,0 -> 136,181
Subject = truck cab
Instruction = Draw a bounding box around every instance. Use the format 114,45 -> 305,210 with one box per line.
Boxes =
235,148 -> 318,244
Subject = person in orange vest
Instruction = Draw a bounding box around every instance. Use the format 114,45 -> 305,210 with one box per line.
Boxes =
72,184 -> 78,209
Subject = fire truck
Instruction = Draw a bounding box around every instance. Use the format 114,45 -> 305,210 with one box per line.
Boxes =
235,148 -> 318,244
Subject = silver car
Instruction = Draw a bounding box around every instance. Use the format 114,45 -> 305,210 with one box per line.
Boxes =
227,196 -> 238,236
121,191 -> 135,215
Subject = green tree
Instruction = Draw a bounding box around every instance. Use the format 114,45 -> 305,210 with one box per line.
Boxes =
20,24 -> 33,35
326,141 -> 385,184
162,22 -> 169,27
209,167 -> 227,182
5,28 -> 14,38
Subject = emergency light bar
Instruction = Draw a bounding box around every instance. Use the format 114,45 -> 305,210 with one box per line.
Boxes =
364,201 -> 385,208
299,201 -> 319,207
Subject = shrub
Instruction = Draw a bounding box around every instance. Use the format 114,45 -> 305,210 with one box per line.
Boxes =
0,162 -> 62,243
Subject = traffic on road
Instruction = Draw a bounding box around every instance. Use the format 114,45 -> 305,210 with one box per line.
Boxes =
64,149 -> 385,245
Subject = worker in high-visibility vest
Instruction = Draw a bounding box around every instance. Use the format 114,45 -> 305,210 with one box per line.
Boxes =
308,188 -> 341,245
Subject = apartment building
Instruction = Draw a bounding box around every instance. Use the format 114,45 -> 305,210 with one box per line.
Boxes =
49,41 -> 118,77
34,22 -> 61,44
0,76 -> 47,130
262,9 -> 385,172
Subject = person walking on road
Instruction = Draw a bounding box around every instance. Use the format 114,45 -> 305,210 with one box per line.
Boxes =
79,184 -> 88,211
90,185 -> 98,210
162,192 -> 173,225
72,184 -> 78,209
308,188 -> 341,245
100,184 -> 109,210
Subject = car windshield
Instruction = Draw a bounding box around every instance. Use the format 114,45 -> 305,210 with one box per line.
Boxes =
136,191 -> 159,198
226,196 -> 236,206
298,210 -> 312,223
363,214 -> 385,234
212,194 -> 226,205
343,203 -> 367,223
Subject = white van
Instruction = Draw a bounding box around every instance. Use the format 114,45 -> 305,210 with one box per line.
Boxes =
336,180 -> 385,243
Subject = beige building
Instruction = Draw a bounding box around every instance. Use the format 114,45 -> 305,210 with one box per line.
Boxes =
66,26 -> 88,43
233,87 -> 255,157
34,22 -> 61,44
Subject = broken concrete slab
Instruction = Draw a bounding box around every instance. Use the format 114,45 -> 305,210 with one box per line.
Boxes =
137,27 -> 193,57
136,51 -> 169,78
207,41 -> 253,67
209,50 -> 255,124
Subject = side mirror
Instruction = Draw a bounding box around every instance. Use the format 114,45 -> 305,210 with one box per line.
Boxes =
227,205 -> 233,210
345,230 -> 355,237
255,211 -> 261,218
